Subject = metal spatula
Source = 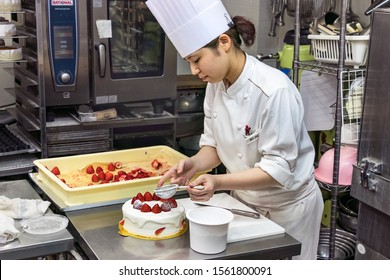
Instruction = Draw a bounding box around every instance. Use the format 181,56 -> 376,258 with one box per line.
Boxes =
194,203 -> 261,219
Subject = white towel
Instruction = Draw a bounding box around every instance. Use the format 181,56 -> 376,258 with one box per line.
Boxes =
0,213 -> 20,244
0,196 -> 51,219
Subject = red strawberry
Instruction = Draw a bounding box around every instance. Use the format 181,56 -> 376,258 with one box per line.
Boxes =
86,165 -> 94,174
115,161 -> 122,169
161,201 -> 172,212
151,159 -> 162,170
108,162 -> 116,171
136,192 -> 144,202
131,196 -> 137,204
144,191 -> 153,201
133,200 -> 143,210
51,166 -> 60,175
91,174 -> 99,182
168,197 -> 177,208
151,204 -> 162,214
152,193 -> 160,201
96,166 -> 103,173
131,167 -> 141,173
140,203 -> 152,212
97,171 -> 105,181
155,227 -> 166,236
105,171 -> 114,181
117,170 -> 126,177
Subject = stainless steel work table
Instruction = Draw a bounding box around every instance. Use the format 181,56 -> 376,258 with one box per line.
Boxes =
66,202 -> 301,260
0,179 -> 74,260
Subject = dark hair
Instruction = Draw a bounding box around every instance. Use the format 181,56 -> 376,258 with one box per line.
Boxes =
204,16 -> 256,51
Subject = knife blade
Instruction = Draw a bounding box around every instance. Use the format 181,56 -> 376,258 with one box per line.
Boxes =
194,203 -> 260,219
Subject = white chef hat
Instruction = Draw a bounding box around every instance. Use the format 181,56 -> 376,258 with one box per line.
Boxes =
146,0 -> 233,58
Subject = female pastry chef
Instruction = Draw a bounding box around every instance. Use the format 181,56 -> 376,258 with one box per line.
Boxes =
146,0 -> 324,260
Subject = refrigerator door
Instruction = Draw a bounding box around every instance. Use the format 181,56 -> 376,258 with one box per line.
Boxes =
351,9 -> 390,216
351,9 -> 390,260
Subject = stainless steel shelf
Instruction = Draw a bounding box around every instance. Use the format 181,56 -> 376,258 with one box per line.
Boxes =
296,61 -> 339,76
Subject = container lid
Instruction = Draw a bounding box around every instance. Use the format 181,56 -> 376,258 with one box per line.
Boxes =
283,29 -> 311,45
21,214 -> 69,235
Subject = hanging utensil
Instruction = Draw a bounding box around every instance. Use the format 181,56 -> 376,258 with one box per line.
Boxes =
346,0 -> 359,22
154,184 -> 204,199
277,0 -> 286,26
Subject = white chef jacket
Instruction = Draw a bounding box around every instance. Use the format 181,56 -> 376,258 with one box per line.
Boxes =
199,54 -> 323,259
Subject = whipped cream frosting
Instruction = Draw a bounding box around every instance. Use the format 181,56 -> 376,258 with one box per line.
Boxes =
0,46 -> 22,61
0,0 -> 22,12
121,200 -> 186,239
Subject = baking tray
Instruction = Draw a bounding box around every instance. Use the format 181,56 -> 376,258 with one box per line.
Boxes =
33,146 -> 197,209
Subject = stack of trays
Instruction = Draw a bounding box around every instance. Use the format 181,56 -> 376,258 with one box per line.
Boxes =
0,124 -> 30,154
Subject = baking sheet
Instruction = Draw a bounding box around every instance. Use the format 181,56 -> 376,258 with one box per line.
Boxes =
179,193 -> 285,243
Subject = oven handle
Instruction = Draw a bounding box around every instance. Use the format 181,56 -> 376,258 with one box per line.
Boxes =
95,43 -> 106,78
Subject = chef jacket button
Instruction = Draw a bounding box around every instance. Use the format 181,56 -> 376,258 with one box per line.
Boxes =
237,123 -> 243,130
237,153 -> 242,159
244,94 -> 249,100
213,112 -> 218,119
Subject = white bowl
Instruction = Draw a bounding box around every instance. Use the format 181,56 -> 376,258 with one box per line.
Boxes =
186,206 -> 234,254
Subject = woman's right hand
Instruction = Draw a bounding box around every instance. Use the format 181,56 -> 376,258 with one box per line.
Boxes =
157,158 -> 198,187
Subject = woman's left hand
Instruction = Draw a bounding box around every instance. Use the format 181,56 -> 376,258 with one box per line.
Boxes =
187,174 -> 219,202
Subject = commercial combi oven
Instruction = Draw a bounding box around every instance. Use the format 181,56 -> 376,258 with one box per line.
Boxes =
38,0 -> 177,107
7,0 -> 178,159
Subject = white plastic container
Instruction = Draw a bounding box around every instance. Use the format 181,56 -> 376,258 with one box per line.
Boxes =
186,206 -> 234,254
308,34 -> 370,69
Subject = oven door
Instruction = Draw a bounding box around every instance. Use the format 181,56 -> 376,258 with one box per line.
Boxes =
90,0 -> 177,105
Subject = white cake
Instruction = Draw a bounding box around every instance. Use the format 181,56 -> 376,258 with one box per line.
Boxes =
0,22 -> 16,37
0,46 -> 22,60
0,0 -> 21,12
119,192 -> 187,240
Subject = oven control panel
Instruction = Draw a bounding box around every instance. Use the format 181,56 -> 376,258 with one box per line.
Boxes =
48,0 -> 78,92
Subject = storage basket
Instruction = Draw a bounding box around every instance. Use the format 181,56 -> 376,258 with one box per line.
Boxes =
308,34 -> 370,69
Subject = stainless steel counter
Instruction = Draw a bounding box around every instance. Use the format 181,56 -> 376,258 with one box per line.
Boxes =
0,179 -> 74,259
66,203 -> 301,260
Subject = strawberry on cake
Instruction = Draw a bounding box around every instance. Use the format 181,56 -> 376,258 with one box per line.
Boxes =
119,191 -> 187,240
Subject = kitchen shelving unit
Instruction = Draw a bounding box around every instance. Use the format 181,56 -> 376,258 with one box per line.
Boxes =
0,9 -> 40,177
292,0 -> 365,259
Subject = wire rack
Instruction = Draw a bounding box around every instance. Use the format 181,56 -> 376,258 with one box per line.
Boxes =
340,69 -> 366,146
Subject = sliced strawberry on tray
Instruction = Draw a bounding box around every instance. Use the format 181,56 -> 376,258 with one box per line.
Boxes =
51,166 -> 60,175
86,165 -> 94,174
151,159 -> 162,170
108,162 -> 116,171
